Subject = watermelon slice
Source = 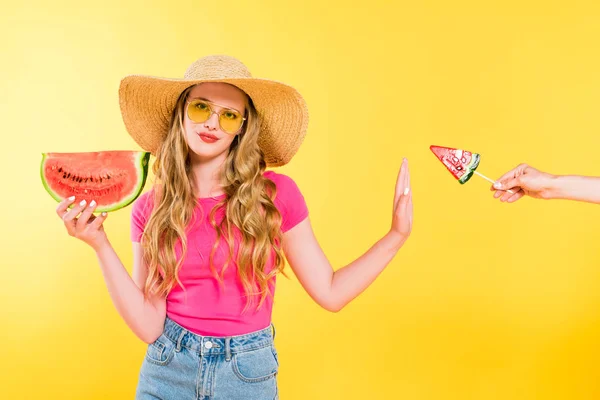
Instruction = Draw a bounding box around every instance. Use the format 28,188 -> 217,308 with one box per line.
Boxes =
41,150 -> 150,212
430,145 -> 480,184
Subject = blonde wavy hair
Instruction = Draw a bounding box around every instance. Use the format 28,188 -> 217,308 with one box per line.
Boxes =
140,84 -> 286,311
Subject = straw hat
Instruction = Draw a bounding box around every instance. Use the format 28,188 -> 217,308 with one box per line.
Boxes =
118,55 -> 309,167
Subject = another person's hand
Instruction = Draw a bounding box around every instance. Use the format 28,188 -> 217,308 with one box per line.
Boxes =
491,164 -> 557,203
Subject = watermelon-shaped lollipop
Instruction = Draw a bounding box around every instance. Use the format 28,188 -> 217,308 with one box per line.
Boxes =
430,145 -> 481,184
430,145 -> 514,193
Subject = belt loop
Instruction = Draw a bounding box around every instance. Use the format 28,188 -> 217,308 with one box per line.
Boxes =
176,329 -> 186,352
225,337 -> 232,362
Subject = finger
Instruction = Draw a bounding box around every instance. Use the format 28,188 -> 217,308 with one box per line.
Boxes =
63,199 -> 87,224
405,161 -> 412,224
90,211 -> 108,230
494,189 -> 516,198
499,187 -> 520,202
404,158 -> 411,192
62,199 -> 87,236
493,168 -> 518,188
394,158 -> 408,208
506,190 -> 525,203
56,195 -> 76,217
76,200 -> 97,231
393,187 -> 412,235
492,164 -> 528,190
494,176 -> 522,192
407,190 -> 413,226
395,183 -> 411,211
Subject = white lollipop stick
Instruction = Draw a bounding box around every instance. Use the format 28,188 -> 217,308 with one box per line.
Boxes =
473,171 -> 514,194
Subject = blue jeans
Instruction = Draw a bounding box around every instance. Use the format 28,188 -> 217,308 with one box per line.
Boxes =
135,317 -> 279,399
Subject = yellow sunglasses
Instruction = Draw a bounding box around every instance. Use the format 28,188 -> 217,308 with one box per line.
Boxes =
186,98 -> 246,135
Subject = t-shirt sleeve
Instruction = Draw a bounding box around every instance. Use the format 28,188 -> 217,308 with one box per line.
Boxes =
130,191 -> 152,242
271,173 -> 309,233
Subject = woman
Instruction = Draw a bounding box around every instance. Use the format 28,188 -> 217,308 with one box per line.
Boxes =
55,55 -> 413,399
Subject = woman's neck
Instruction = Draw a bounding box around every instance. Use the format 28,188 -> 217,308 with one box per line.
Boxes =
189,153 -> 227,198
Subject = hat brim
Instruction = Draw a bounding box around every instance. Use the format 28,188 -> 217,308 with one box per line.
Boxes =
118,75 -> 309,167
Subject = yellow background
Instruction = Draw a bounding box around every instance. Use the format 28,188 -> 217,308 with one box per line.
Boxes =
2,1 -> 600,399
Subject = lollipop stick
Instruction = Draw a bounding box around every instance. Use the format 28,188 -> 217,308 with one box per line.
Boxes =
473,171 -> 514,194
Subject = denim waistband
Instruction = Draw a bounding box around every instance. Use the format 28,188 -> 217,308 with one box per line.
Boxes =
162,317 -> 275,359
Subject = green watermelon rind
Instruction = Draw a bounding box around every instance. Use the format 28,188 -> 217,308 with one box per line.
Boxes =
458,153 -> 481,184
40,151 -> 151,213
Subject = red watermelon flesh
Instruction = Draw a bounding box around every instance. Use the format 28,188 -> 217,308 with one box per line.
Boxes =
41,151 -> 150,212
430,145 -> 481,184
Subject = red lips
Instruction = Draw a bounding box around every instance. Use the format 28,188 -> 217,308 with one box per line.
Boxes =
198,132 -> 218,143
198,132 -> 218,139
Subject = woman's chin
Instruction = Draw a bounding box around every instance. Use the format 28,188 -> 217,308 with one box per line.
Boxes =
188,144 -> 229,162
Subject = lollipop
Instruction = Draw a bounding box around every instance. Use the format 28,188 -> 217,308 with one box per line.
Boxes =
430,145 -> 514,192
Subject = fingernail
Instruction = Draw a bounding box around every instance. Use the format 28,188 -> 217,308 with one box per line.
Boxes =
403,187 -> 410,195
68,196 -> 75,201
79,200 -> 86,206
89,200 -> 96,207
101,212 -> 107,217
493,182 -> 501,189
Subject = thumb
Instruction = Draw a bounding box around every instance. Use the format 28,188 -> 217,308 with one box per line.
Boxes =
395,187 -> 411,213
494,176 -> 521,191
90,211 -> 108,230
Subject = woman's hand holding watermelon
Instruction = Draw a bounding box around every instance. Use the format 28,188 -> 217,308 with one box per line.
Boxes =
56,196 -> 109,251
54,191 -> 165,344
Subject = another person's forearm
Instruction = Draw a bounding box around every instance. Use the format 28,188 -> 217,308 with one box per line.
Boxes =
546,175 -> 600,204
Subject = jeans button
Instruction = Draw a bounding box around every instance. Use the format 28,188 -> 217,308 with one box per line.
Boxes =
204,341 -> 213,349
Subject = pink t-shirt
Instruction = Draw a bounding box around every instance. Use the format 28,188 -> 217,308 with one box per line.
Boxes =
130,170 -> 308,337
